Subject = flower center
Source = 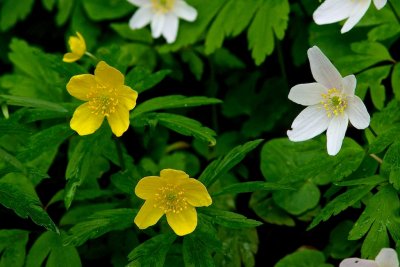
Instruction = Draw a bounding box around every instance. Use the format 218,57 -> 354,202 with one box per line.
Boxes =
154,183 -> 188,213
151,0 -> 175,12
87,84 -> 119,116
320,88 -> 347,117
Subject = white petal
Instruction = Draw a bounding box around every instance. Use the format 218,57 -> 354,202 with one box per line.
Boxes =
346,96 -> 370,129
373,0 -> 387,9
342,74 -> 356,96
339,258 -> 379,267
127,0 -> 150,7
162,13 -> 179,43
307,46 -> 343,89
173,0 -> 197,21
151,14 -> 165,38
313,0 -> 355,25
287,105 -> 330,142
375,248 -> 399,267
288,83 -> 327,106
341,0 -> 371,33
327,114 -> 349,156
129,7 -> 153,29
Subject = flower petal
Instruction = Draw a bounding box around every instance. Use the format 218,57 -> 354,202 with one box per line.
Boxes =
373,0 -> 387,9
127,0 -> 150,7
342,74 -> 356,96
66,74 -> 96,100
160,169 -> 189,181
288,82 -> 327,106
63,52 -> 81,63
347,96 -> 370,129
375,248 -> 399,267
162,13 -> 179,43
94,61 -> 124,88
118,85 -> 138,110
180,178 -> 212,207
70,103 -> 104,135
151,14 -> 165,38
68,33 -> 86,56
287,105 -> 330,142
339,258 -> 378,267
307,46 -> 343,89
106,106 -> 130,137
135,176 -> 164,200
166,206 -> 197,236
326,114 -> 349,156
134,199 -> 164,229
341,0 -> 371,33
173,0 -> 197,21
129,7 -> 153,29
313,0 -> 355,25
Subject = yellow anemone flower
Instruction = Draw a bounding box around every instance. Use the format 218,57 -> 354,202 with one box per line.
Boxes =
134,169 -> 212,236
63,32 -> 86,63
67,61 -> 138,137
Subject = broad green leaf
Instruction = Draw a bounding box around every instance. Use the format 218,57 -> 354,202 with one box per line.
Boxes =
199,139 -> 263,187
370,100 -> 400,134
200,208 -> 262,229
125,67 -> 170,93
0,119 -> 32,137
110,23 -> 153,43
326,221 -> 359,259
82,0 -> 134,20
0,230 -> 29,267
159,151 -> 201,177
392,63 -> 400,101
335,175 -> 386,186
369,125 -> 400,154
308,185 -> 374,230
0,173 -> 58,232
0,147 -> 26,173
0,95 -> 67,112
131,95 -> 222,118
247,0 -> 289,65
26,231 -> 81,267
183,234 -> 215,267
212,181 -> 293,196
63,208 -> 136,246
275,249 -> 333,267
0,0 -> 34,31
127,233 -> 176,267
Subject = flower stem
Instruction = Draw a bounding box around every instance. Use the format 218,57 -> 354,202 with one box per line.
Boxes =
85,51 -> 98,62
389,0 -> 400,24
114,137 -> 126,171
369,153 -> 383,164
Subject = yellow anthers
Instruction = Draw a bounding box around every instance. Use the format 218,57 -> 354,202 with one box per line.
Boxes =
63,32 -> 86,63
320,88 -> 348,117
151,0 -> 176,12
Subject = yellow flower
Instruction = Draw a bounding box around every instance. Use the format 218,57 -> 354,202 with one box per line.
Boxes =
134,169 -> 212,236
63,32 -> 86,63
67,61 -> 138,137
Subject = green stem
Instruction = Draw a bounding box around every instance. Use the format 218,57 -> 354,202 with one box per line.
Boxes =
114,137 -> 126,171
85,51 -> 99,62
369,153 -> 383,164
388,0 -> 400,24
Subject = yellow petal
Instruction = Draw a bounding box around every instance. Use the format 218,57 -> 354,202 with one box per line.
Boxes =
63,52 -> 81,63
135,176 -> 164,200
166,206 -> 197,236
118,85 -> 138,110
70,102 -> 104,135
181,178 -> 212,207
160,169 -> 189,182
106,106 -> 130,137
95,61 -> 124,88
66,74 -> 97,100
69,32 -> 86,56
134,199 -> 164,229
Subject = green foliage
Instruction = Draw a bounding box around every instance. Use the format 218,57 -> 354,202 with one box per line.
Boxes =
275,249 -> 333,267
199,208 -> 262,229
0,230 -> 29,267
0,0 -> 34,31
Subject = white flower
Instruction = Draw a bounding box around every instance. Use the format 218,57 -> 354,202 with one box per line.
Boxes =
127,0 -> 197,43
287,46 -> 370,156
340,248 -> 399,267
313,0 -> 388,33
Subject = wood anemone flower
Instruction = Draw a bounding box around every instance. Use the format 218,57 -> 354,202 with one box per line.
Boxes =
67,61 -> 138,137
340,248 -> 399,267
134,169 -> 212,236
63,32 -> 86,63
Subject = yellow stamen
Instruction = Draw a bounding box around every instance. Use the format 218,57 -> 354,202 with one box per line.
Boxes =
151,0 -> 176,13
320,88 -> 347,117
87,85 -> 119,116
154,183 -> 187,213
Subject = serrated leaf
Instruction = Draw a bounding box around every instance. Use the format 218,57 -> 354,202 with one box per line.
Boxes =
0,0 -> 34,31
199,139 -> 263,187
275,250 -> 333,267
183,234 -> 215,267
247,0 -> 289,65
200,208 -> 262,229
381,141 -> 400,190
127,233 -> 176,267
0,173 -> 58,232
0,230 -> 29,267
212,181 -> 293,196
132,95 -> 221,118
125,67 -> 170,93
63,209 -> 136,246
82,0 -> 134,20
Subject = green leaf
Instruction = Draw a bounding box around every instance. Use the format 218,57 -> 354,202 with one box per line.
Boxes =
326,221 -> 359,259
200,208 -> 262,229
0,230 -> 29,267
82,0 -> 134,20
110,23 -> 152,43
381,141 -> 400,190
275,249 -> 333,267
369,125 -> 400,154
308,185 -> 374,230
247,0 -> 289,65
250,194 -> 295,226
335,175 -> 386,186
0,0 -> 34,31
64,209 -> 136,246
199,139 -> 263,187
0,173 -> 58,232
26,231 -> 81,267
183,234 -> 215,267
125,67 -> 170,93
370,100 -> 400,134
55,0 -> 74,25
0,95 -> 67,112
392,63 -> 400,101
132,95 -> 222,118
181,50 -> 204,80
349,186 -> 400,259
127,233 -> 176,267
212,181 -> 293,196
